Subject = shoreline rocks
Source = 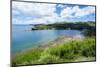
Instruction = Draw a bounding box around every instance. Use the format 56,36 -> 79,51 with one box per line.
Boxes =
38,36 -> 84,48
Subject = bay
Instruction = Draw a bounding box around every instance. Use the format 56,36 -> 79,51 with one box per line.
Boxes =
12,25 -> 84,55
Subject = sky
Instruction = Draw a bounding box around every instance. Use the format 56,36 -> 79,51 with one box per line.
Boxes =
12,1 -> 96,24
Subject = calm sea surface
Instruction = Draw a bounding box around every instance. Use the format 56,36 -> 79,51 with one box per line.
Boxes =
12,25 -> 84,55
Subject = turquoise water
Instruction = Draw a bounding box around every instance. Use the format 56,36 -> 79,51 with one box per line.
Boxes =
12,25 -> 84,55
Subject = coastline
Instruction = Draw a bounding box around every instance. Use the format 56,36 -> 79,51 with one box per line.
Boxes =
12,36 -> 83,57
12,36 -> 96,66
38,36 -> 84,48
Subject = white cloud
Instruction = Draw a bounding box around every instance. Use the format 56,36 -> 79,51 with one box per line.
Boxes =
12,9 -> 20,16
60,6 -> 95,18
75,6 -> 95,17
12,18 -> 46,24
61,7 -> 73,18
12,1 -> 56,17
12,1 -> 95,24
12,1 -> 59,24
27,18 -> 47,24
57,4 -> 66,8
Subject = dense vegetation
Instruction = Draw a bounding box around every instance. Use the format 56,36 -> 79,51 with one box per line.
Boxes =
32,22 -> 95,30
12,37 -> 96,67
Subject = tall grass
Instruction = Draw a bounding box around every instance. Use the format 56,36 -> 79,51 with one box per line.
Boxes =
12,37 -> 96,66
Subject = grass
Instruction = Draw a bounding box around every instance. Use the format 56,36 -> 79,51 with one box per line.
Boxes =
12,37 -> 96,67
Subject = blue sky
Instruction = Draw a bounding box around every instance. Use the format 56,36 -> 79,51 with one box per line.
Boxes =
12,1 -> 96,24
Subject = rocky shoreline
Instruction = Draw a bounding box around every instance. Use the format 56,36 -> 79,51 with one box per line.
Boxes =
38,36 -> 84,48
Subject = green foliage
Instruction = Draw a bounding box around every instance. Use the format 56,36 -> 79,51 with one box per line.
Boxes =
12,48 -> 43,65
38,54 -> 61,64
12,37 -> 96,66
32,22 -> 95,30
81,37 -> 96,57
83,28 -> 96,36
35,25 -> 50,30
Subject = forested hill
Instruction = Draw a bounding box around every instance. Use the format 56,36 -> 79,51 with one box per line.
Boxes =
32,22 -> 95,30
